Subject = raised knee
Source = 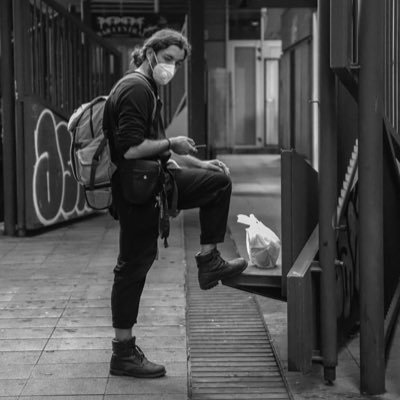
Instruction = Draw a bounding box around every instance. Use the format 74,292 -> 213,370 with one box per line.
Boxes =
217,172 -> 232,192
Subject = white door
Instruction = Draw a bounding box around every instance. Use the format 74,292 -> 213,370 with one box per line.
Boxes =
228,40 -> 281,148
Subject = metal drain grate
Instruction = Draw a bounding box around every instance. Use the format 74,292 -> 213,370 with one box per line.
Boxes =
184,211 -> 292,400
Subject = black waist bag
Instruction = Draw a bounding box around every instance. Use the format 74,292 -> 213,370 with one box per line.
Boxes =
118,159 -> 163,205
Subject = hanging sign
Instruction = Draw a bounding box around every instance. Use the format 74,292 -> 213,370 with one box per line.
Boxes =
94,14 -> 184,38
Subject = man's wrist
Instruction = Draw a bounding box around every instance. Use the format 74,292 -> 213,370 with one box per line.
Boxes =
166,138 -> 172,150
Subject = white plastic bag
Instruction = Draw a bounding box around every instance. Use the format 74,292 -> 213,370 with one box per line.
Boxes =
237,214 -> 281,269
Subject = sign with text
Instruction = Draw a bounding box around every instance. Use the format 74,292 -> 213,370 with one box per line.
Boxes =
94,14 -> 184,38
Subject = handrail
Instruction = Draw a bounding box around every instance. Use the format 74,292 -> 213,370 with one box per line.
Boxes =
288,226 -> 319,281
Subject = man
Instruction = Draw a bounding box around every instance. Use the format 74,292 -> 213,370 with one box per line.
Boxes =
103,28 -> 247,378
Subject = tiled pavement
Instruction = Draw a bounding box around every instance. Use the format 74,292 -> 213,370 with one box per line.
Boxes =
0,213 -> 188,399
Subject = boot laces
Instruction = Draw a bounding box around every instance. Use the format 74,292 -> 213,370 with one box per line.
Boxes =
215,251 -> 226,268
132,344 -> 145,362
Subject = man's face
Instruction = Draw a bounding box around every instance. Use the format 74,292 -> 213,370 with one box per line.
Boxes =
155,45 -> 186,69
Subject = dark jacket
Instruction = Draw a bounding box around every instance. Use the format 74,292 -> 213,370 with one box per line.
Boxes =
103,71 -> 167,165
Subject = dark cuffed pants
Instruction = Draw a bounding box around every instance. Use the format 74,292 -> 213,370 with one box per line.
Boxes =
111,167 -> 232,329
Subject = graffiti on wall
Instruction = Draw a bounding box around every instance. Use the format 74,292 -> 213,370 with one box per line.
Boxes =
31,108 -> 91,227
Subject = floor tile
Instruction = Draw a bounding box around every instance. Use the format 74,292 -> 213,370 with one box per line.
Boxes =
31,362 -> 110,379
0,338 -> 48,352
0,379 -> 26,396
38,349 -> 110,364
21,378 -> 107,396
105,376 -> 187,395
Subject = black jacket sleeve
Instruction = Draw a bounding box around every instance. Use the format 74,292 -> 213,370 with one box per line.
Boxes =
114,80 -> 155,156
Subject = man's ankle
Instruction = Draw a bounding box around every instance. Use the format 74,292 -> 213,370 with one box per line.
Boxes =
115,328 -> 132,342
200,244 -> 216,255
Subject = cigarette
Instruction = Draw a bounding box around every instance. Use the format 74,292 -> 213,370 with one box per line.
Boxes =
195,144 -> 207,148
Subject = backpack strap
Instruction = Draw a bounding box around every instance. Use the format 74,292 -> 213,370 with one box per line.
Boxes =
89,136 -> 109,190
131,73 -> 158,122
166,168 -> 179,218
159,168 -> 179,248
89,105 -> 95,138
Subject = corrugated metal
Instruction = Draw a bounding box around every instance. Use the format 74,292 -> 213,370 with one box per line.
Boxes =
186,245 -> 292,399
159,0 -> 187,14
91,0 -> 156,13
91,0 -> 187,14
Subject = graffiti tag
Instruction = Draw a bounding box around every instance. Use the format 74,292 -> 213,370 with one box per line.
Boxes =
32,108 -> 91,226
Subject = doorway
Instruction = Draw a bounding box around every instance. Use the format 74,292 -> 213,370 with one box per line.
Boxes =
227,40 -> 281,149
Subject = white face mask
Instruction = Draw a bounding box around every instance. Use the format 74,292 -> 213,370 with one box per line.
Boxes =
149,53 -> 176,85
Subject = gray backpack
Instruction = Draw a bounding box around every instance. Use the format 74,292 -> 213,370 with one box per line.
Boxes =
68,74 -> 156,210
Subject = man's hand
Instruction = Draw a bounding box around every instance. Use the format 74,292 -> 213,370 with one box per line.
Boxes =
201,159 -> 230,175
170,136 -> 197,155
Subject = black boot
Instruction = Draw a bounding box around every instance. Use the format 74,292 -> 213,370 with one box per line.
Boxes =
110,337 -> 166,378
195,248 -> 247,290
